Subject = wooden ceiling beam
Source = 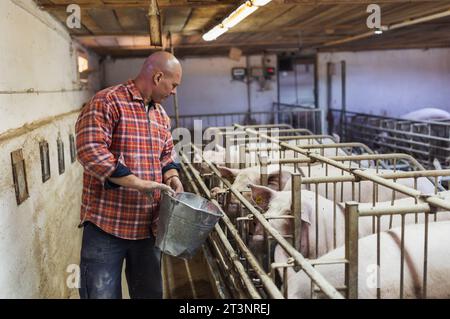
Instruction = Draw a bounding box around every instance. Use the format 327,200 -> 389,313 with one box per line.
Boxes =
278,0 -> 438,4
37,1 -> 239,10
321,8 -> 450,47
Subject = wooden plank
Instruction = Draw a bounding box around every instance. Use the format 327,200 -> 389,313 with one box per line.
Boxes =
38,0 -> 240,9
88,8 -> 123,33
162,7 -> 191,33
114,8 -> 148,32
183,6 -> 234,32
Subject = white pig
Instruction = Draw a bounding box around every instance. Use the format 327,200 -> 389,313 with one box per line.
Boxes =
400,108 -> 450,121
276,221 -> 450,299
216,164 -> 436,205
249,186 -> 450,259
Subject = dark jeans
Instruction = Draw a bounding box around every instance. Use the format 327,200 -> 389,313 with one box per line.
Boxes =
79,222 -> 162,299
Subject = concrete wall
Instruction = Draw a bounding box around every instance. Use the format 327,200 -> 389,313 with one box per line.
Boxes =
317,49 -> 450,117
102,54 -> 278,118
0,0 -> 100,298
279,63 -> 315,106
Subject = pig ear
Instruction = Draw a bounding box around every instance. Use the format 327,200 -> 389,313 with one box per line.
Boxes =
249,184 -> 275,211
299,200 -> 313,225
217,166 -> 240,183
332,133 -> 340,143
267,170 -> 292,191
433,158 -> 442,170
215,144 -> 225,151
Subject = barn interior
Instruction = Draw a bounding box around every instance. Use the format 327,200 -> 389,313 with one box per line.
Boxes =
1,0 -> 450,299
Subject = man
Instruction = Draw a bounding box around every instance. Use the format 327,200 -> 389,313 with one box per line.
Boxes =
75,51 -> 184,299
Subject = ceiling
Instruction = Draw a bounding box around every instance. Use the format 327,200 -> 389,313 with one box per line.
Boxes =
34,0 -> 450,57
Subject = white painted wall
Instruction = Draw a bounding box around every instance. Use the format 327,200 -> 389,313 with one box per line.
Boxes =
102,54 -> 278,118
279,63 -> 315,106
0,0 -> 100,134
0,0 -> 100,298
317,49 -> 450,117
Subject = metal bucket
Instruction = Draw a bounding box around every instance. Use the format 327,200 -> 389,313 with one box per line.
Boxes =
156,192 -> 223,259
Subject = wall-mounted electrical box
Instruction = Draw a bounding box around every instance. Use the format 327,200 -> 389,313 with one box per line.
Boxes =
250,67 -> 264,79
231,67 -> 247,81
264,67 -> 276,79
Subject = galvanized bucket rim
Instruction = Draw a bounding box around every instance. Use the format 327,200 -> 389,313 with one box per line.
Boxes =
163,191 -> 223,217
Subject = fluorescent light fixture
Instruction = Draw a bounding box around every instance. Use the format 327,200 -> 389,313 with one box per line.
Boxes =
202,24 -> 228,41
203,0 -> 272,41
252,0 -> 272,6
223,1 -> 258,29
374,29 -> 383,35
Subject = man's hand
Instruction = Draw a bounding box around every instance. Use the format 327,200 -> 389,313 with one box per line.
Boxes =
137,180 -> 175,196
108,174 -> 174,195
165,175 -> 184,194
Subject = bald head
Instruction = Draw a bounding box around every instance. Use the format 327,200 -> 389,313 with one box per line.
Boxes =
139,51 -> 181,79
135,51 -> 182,104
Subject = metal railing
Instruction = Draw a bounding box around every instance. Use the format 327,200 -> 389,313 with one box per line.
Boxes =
170,109 -> 322,134
180,122 -> 450,299
330,109 -> 450,170
183,143 -> 344,299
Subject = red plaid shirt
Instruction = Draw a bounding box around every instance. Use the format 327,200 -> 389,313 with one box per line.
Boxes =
75,80 -> 177,240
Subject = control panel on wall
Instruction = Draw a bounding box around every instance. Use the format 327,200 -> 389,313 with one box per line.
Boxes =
231,67 -> 247,81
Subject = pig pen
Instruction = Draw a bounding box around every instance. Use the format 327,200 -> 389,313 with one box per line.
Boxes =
176,121 -> 450,299
330,109 -> 450,172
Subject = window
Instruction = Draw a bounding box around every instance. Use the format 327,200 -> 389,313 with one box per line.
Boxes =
77,52 -> 89,85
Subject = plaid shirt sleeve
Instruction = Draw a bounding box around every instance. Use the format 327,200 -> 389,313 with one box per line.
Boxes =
159,108 -> 179,169
75,97 -> 121,183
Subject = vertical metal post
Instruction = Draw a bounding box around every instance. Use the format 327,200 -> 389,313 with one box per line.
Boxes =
294,63 -> 299,104
239,144 -> 246,169
291,174 -> 302,252
340,60 -> 346,139
245,55 -> 252,124
276,58 -> 281,124
326,62 -> 333,135
225,136 -> 232,168
314,55 -> 319,109
169,32 -> 180,128
260,156 -> 268,186
345,201 -> 359,299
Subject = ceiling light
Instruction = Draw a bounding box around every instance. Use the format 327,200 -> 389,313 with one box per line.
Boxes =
252,0 -> 272,6
374,29 -> 383,35
202,0 -> 272,41
222,1 -> 259,29
202,24 -> 228,41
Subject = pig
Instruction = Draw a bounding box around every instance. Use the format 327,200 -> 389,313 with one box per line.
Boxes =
249,185 -> 450,259
400,108 -> 450,122
211,165 -> 294,216
276,220 -> 450,299
216,164 -> 436,205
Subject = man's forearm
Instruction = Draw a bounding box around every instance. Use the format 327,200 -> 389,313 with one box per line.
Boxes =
108,174 -> 144,191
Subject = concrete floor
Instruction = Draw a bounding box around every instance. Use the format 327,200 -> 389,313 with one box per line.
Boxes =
162,250 -> 216,299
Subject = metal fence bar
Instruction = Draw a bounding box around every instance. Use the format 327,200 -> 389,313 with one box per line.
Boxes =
192,144 -> 344,299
